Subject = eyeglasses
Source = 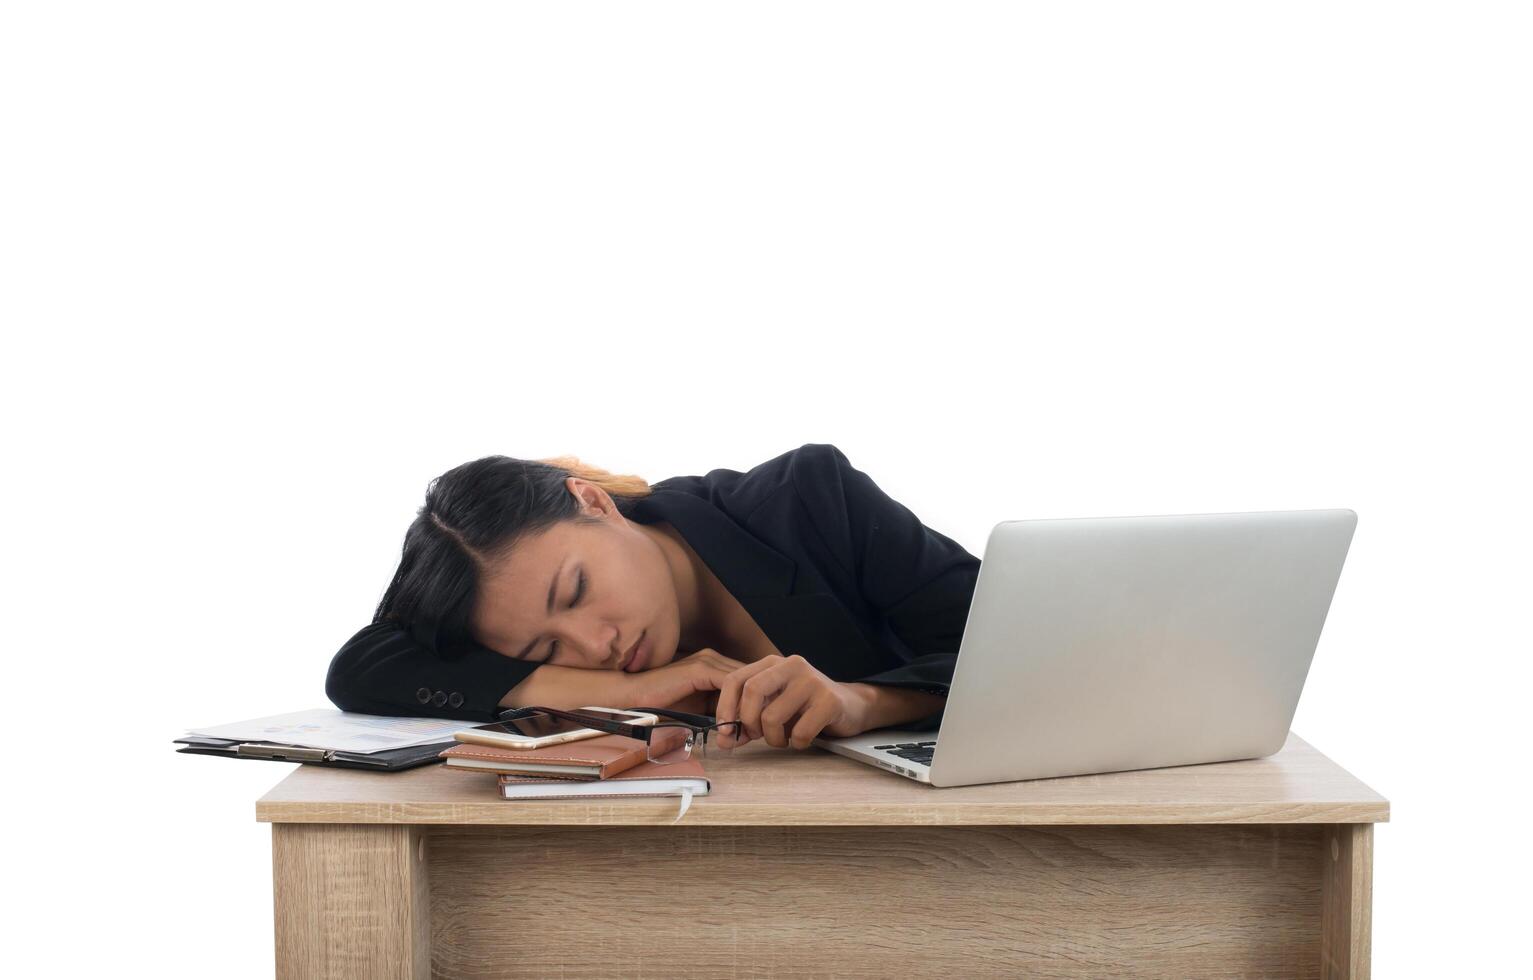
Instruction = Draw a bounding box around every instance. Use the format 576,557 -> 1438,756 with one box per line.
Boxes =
499,705 -> 745,765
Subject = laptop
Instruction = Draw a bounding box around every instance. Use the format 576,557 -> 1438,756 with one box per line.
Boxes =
812,509 -> 1357,787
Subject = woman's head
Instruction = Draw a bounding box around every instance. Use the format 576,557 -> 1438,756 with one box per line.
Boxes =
376,455 -> 682,673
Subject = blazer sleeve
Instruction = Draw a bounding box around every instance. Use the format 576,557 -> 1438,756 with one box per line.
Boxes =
325,620 -> 541,722
793,444 -> 981,730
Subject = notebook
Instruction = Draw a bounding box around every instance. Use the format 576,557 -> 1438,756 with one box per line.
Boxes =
174,707 -> 480,771
498,755 -> 709,806
439,732 -> 649,779
174,735 -> 454,771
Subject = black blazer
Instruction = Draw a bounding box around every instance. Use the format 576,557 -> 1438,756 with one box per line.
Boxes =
325,443 -> 981,730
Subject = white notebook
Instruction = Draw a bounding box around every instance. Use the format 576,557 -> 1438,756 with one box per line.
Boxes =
496,756 -> 710,820
497,776 -> 710,800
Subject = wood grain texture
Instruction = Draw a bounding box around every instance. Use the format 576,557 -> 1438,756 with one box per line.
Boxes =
1321,823 -> 1374,979
272,824 -> 429,980
426,824 -> 1326,980
256,731 -> 1389,826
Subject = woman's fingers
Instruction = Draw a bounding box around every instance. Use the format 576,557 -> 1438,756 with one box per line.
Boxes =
733,662 -> 798,743
697,649 -> 751,672
714,655 -> 850,750
684,653 -> 865,752
713,656 -> 782,741
686,648 -> 750,682
759,677 -> 817,748
788,695 -> 841,750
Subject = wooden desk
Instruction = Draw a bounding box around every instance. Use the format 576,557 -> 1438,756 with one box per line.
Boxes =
257,732 -> 1387,980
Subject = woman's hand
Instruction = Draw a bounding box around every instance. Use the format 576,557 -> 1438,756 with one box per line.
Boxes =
713,654 -> 870,750
621,648 -> 750,713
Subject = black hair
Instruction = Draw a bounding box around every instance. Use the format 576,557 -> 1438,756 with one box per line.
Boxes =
375,455 -> 652,658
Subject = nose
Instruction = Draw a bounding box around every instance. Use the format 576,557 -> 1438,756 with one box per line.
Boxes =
563,620 -> 622,669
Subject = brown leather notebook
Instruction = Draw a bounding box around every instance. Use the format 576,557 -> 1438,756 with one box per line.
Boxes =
439,733 -> 649,780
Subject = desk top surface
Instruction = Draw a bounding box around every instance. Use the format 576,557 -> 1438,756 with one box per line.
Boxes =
256,732 -> 1388,826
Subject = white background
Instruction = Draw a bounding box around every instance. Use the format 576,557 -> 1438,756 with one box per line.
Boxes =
3,2 -> 1528,976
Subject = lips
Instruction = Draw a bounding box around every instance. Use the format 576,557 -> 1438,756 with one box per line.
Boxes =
621,631 -> 648,672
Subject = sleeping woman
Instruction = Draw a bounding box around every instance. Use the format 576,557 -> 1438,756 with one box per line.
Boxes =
325,443 -> 980,750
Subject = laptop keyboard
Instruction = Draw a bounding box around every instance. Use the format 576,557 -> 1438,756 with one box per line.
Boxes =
874,741 -> 936,767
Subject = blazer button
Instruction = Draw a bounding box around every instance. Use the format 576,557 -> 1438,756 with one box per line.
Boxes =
416,687 -> 432,704
448,692 -> 464,708
432,690 -> 448,707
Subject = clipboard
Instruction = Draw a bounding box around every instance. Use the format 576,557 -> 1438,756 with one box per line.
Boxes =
173,735 -> 452,771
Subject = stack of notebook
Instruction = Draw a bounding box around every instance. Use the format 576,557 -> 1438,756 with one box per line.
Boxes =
438,733 -> 710,801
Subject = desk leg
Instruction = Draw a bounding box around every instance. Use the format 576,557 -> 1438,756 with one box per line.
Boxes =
1320,823 -> 1373,980
271,823 -> 430,980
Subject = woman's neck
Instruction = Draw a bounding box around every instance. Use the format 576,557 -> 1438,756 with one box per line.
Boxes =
643,520 -> 733,653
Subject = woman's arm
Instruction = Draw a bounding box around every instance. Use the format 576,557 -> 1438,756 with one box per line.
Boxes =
792,444 -> 981,725
499,648 -> 747,714
495,663 -> 634,712
499,665 -> 723,715
326,621 -> 541,721
839,683 -> 947,732
329,622 -> 746,722
711,446 -> 978,749
713,654 -> 946,749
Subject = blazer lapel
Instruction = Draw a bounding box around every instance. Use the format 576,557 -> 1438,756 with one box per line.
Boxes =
629,489 -> 884,679
629,489 -> 797,599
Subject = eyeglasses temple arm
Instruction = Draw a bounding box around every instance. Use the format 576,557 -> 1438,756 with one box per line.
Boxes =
633,705 -> 719,727
501,705 -> 650,740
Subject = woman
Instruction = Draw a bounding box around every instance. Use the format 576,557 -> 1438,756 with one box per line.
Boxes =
326,443 -> 980,750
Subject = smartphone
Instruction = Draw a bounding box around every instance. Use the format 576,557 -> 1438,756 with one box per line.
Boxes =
455,707 -> 659,750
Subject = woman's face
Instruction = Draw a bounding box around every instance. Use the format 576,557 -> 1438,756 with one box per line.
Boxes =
470,480 -> 682,674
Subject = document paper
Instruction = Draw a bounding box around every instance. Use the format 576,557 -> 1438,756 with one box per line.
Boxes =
184,708 -> 482,754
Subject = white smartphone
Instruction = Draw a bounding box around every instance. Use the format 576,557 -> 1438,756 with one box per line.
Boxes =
454,706 -> 659,750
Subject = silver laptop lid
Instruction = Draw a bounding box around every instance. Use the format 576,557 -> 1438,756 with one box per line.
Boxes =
928,509 -> 1356,787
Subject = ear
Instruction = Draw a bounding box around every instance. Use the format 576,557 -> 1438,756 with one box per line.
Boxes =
566,476 -> 617,517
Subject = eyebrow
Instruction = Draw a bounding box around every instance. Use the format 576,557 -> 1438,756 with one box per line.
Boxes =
514,557 -> 566,661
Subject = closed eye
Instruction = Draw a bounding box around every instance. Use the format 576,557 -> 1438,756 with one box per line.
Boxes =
543,569 -> 586,662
